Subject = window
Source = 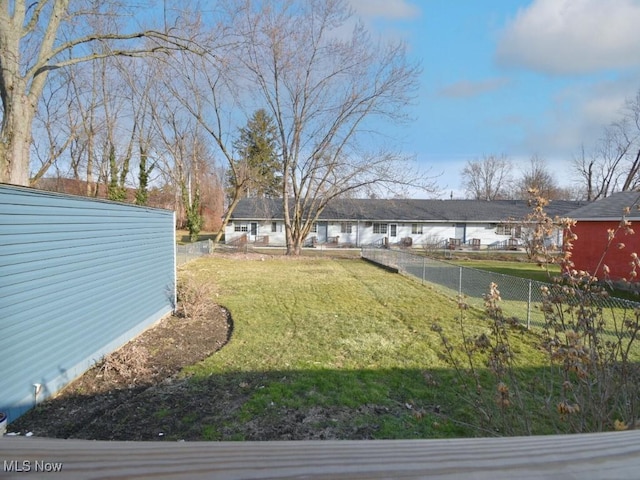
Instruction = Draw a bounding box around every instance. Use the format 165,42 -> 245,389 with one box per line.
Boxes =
411,223 -> 423,235
234,223 -> 249,232
341,222 -> 352,234
271,222 -> 283,233
496,224 -> 522,237
373,223 -> 388,234
496,224 -> 511,236
311,223 -> 318,233
514,226 -> 522,238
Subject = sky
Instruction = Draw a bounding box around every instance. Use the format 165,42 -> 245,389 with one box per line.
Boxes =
347,0 -> 640,198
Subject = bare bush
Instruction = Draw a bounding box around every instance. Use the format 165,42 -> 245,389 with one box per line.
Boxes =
421,234 -> 446,255
98,345 -> 151,383
432,190 -> 640,435
176,274 -> 217,320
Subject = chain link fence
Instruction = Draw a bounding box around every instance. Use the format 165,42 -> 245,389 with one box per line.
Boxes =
361,247 -> 640,336
176,239 -> 214,266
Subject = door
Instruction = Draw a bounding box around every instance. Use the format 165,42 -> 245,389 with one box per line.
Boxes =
317,222 -> 328,243
250,222 -> 258,241
455,223 -> 466,244
390,224 -> 397,238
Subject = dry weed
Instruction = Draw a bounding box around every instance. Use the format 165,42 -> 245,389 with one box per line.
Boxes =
176,273 -> 217,320
98,345 -> 151,383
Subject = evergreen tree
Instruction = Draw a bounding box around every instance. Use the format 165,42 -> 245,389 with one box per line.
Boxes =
229,109 -> 281,199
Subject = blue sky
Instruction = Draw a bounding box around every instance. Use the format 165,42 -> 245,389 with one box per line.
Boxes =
348,0 -> 640,197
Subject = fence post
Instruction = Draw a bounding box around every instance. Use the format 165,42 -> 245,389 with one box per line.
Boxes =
422,256 -> 426,285
527,280 -> 532,329
459,267 -> 463,296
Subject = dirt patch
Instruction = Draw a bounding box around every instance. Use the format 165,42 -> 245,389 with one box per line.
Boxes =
9,304 -> 231,440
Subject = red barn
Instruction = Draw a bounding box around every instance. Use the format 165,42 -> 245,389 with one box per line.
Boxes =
569,191 -> 640,282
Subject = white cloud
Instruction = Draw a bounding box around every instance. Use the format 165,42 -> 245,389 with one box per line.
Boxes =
496,0 -> 640,74
517,76 -> 640,155
348,0 -> 420,20
438,78 -> 511,98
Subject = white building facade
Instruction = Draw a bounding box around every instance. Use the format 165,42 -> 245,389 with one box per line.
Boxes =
226,198 -> 583,249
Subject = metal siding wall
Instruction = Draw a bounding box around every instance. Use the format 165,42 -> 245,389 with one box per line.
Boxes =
0,185 -> 176,422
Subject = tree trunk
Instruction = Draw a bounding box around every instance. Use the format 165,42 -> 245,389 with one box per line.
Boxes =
0,94 -> 34,185
622,149 -> 640,191
214,188 -> 243,244
284,220 -> 297,255
286,237 -> 302,255
286,222 -> 307,256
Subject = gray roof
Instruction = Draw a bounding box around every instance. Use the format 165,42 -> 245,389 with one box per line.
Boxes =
231,197 -> 586,222
567,191 -> 640,220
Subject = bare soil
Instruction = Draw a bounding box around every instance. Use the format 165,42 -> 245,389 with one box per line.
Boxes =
9,304 -> 232,440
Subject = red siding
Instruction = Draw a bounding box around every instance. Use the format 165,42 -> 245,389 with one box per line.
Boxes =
571,220 -> 640,281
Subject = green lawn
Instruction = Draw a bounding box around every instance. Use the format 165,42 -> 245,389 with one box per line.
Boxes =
453,258 -> 640,304
178,255 -> 567,439
453,259 -> 561,283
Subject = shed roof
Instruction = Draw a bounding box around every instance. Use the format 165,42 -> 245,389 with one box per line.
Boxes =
566,191 -> 640,220
230,197 -> 586,222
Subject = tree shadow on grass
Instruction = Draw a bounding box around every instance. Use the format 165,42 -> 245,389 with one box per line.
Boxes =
9,365 -> 585,441
6,368 -> 437,440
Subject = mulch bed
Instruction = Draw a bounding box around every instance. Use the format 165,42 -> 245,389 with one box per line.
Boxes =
9,305 -> 231,440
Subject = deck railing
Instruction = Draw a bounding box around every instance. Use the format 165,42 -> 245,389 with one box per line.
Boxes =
4,431 -> 640,479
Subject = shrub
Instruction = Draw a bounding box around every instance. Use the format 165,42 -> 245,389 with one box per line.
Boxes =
98,345 -> 151,383
176,273 -> 217,321
432,190 -> 640,435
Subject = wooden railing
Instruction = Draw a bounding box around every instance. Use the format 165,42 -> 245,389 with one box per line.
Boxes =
3,430 -> 640,479
227,234 -> 248,247
253,235 -> 269,246
487,238 -> 521,251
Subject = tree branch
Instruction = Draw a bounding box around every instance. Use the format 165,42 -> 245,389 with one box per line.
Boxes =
28,29 -> 208,80
22,0 -> 50,37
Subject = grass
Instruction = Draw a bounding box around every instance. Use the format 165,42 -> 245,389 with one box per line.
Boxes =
453,259 -> 561,283
453,257 -> 640,303
179,255 -> 560,439
421,257 -> 640,360
176,229 -> 219,244
187,257 -> 472,372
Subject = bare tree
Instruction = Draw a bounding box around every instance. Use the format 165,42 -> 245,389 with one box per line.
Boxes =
572,132 -> 628,201
515,156 -> 563,200
573,145 -> 601,201
461,154 -> 512,200
150,86 -> 222,240
30,79 -> 77,185
618,92 -> 640,191
61,58 -> 104,195
0,0 -> 198,186
573,90 -> 640,199
573,123 -> 635,201
232,0 -> 430,254
155,38 -> 254,243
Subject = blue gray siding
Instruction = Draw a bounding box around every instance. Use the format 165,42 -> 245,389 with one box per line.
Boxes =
0,184 -> 176,422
